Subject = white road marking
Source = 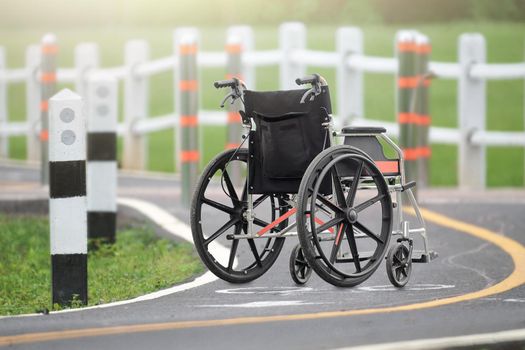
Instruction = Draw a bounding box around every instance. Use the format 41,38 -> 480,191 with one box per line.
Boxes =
358,284 -> 455,292
216,286 -> 314,296
336,328 -> 525,350
483,297 -> 525,303
0,197 -> 223,319
196,300 -> 331,308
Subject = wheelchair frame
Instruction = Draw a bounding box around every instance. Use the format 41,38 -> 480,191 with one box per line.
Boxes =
191,75 -> 436,288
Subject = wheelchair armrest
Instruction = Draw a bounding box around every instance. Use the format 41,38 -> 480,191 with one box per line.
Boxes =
341,126 -> 387,134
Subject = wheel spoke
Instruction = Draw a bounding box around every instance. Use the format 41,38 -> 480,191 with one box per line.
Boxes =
400,267 -> 408,278
296,249 -> 308,266
202,197 -> 235,215
346,161 -> 363,207
354,221 -> 384,244
204,217 -> 239,246
345,224 -> 362,272
331,167 -> 346,208
354,193 -> 387,213
222,169 -> 239,201
329,223 -> 345,264
296,258 -> 308,266
315,217 -> 344,234
227,228 -> 240,272
393,254 -> 402,265
315,192 -> 344,213
253,217 -> 271,228
247,239 -> 263,267
253,194 -> 269,209
240,180 -> 248,201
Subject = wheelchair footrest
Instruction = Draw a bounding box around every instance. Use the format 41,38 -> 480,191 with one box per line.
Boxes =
411,250 -> 439,263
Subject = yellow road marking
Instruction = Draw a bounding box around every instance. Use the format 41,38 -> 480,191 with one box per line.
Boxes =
1,207 -> 524,347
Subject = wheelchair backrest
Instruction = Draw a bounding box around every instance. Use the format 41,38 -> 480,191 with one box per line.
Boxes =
244,86 -> 332,194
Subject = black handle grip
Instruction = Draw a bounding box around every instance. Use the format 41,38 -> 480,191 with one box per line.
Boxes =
214,79 -> 237,89
295,74 -> 320,86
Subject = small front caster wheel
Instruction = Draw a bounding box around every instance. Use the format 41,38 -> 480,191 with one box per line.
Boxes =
386,243 -> 412,288
289,244 -> 312,285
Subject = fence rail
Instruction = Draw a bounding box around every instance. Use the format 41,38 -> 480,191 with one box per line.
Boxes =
0,23 -> 524,190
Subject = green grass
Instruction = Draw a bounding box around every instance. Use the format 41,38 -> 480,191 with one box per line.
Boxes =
1,22 -> 524,185
0,215 -> 204,316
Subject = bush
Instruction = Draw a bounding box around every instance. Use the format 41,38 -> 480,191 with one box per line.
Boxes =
372,0 -> 525,23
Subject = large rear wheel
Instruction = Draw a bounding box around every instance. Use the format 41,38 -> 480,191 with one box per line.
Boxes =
191,148 -> 287,283
297,145 -> 393,287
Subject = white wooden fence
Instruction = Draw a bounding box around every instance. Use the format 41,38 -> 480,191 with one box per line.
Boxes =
1,22 -> 524,190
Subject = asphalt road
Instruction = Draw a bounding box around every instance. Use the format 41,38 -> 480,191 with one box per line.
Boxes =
1,163 -> 524,349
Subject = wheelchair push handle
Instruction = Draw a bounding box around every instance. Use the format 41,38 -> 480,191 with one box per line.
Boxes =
213,77 -> 246,108
295,74 -> 321,86
296,73 -> 327,104
214,78 -> 238,89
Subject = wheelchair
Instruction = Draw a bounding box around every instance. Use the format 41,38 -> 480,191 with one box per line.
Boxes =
190,74 -> 437,288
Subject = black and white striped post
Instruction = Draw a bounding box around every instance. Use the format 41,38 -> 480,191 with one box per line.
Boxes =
87,74 -> 117,243
49,88 -> 87,306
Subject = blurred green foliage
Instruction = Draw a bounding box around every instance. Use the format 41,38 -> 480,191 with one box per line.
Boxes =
373,0 -> 525,24
1,0 -> 524,29
0,0 -> 378,28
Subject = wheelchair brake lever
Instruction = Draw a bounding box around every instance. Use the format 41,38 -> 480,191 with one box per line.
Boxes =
300,88 -> 314,104
220,92 -> 234,108
300,82 -> 323,104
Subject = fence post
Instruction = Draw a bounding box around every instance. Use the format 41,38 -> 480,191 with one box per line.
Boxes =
227,26 -> 255,88
458,34 -> 486,190
49,88 -> 87,306
224,34 -> 243,185
396,30 -> 419,191
75,43 -> 99,98
279,22 -> 306,90
415,33 -> 431,188
336,27 -> 363,127
175,29 -> 199,207
123,40 -> 149,170
225,33 -> 242,150
0,47 -> 7,159
40,33 -> 58,185
87,74 -> 117,244
26,45 -> 41,162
